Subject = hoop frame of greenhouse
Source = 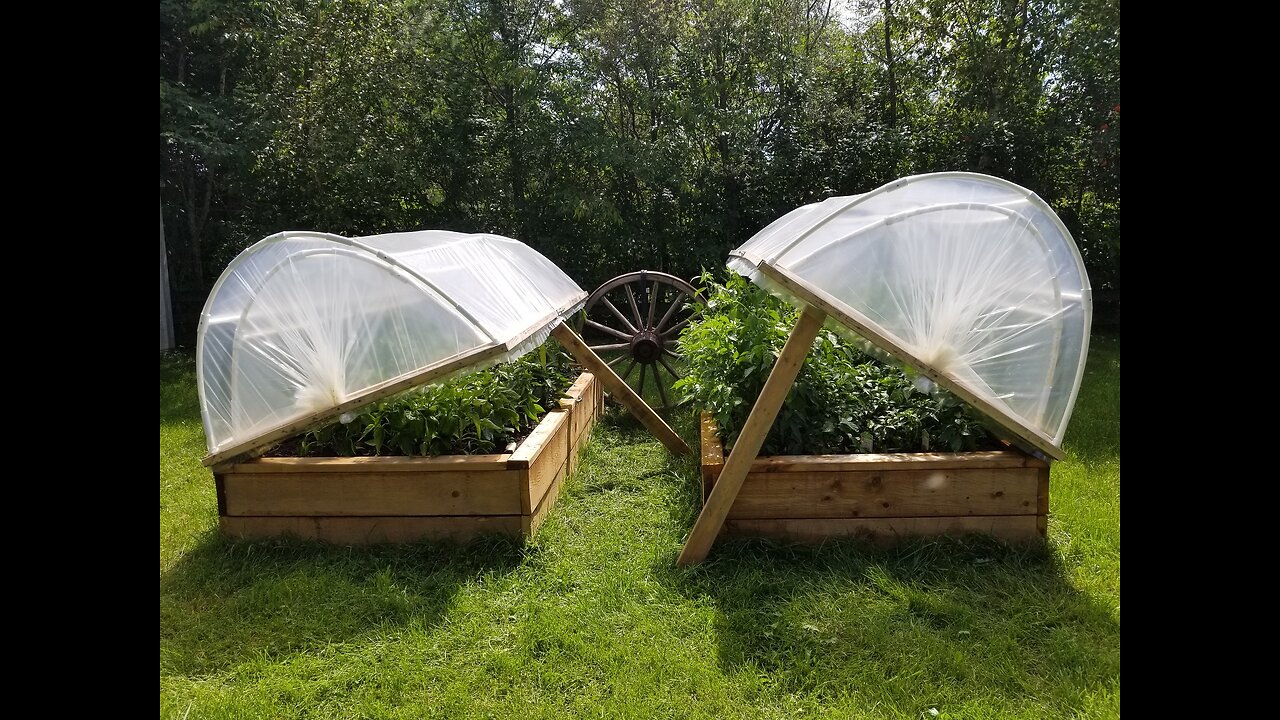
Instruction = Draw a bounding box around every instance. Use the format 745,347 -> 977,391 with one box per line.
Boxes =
196,230 -> 687,544
679,172 -> 1092,564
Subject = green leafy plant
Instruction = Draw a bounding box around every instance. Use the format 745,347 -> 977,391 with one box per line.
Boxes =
281,339 -> 575,457
674,272 -> 996,455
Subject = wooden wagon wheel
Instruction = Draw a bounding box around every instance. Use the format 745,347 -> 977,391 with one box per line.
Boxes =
575,271 -> 700,408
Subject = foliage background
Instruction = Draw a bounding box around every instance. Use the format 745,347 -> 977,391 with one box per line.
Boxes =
160,0 -> 1120,344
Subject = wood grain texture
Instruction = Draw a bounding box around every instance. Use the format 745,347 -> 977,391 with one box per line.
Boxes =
678,305 -> 827,565
697,417 -> 1039,474
560,397 -> 578,428
719,468 -> 1041,519
561,373 -> 599,478
699,412 -> 725,502
699,413 -> 725,475
552,324 -> 690,456
524,410 -> 570,514
220,470 -> 522,516
696,408 -> 1050,543
567,373 -> 599,448
560,399 -> 581,478
215,372 -> 600,542
523,456 -> 568,537
220,516 -> 523,544
508,409 -> 568,468
722,515 -> 1043,544
746,451 -> 1047,472
1037,465 -> 1050,516
564,372 -> 595,404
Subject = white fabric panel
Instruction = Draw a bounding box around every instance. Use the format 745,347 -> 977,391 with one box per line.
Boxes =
729,172 -> 1091,450
197,231 -> 586,456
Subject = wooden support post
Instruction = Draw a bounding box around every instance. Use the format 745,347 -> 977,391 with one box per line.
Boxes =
552,323 -> 691,456
677,305 -> 827,565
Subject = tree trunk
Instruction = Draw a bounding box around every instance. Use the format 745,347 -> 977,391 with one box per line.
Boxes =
883,0 -> 897,128
181,161 -> 208,289
714,30 -> 740,252
494,1 -> 526,238
503,84 -> 526,237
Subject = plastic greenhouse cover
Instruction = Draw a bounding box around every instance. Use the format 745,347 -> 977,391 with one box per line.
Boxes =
728,172 -> 1091,459
198,230 -> 587,463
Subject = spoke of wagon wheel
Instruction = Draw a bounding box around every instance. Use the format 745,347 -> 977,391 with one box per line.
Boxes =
638,362 -> 648,398
658,354 -> 681,381
624,284 -> 644,331
621,359 -> 637,381
552,323 -> 690,458
588,342 -> 630,352
584,320 -> 632,342
606,353 -> 628,367
655,365 -> 670,407
601,297 -> 639,335
656,292 -> 686,333
647,279 -> 658,329
662,319 -> 690,337
661,347 -> 684,362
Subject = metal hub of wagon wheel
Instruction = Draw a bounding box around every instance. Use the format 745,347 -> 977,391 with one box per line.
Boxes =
575,270 -> 700,408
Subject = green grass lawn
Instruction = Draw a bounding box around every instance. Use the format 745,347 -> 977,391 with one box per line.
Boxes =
160,336 -> 1119,719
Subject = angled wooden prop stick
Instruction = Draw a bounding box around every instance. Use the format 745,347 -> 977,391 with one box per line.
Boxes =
677,305 -> 827,565
552,323 -> 691,456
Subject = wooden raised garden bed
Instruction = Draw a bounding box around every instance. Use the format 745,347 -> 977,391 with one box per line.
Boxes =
698,412 -> 1048,544
213,372 -> 602,544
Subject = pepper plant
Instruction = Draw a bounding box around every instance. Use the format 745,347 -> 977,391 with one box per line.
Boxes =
674,273 -> 995,455
281,339 -> 575,457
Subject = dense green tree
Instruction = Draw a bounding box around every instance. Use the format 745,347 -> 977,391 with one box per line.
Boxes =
160,0 -> 256,338
160,0 -> 1120,344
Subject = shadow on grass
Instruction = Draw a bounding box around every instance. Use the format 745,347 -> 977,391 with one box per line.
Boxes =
636,334 -> 1120,707
599,395 -> 700,444
656,531 -> 1118,707
577,403 -> 701,498
162,350 -> 533,676
160,531 -> 526,677
644,405 -> 1119,710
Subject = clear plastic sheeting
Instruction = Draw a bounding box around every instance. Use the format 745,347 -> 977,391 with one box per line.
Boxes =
197,230 -> 587,459
729,172 -> 1091,455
